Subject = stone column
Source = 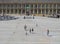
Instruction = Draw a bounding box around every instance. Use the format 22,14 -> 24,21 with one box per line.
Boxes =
25,9 -> 26,15
9,5 -> 11,14
45,4 -> 46,15
33,4 -> 35,14
33,9 -> 34,14
41,9 -> 42,14
45,9 -> 46,15
28,4 -> 30,15
48,9 -> 50,15
37,4 -> 38,14
2,4 -> 3,15
2,9 -> 3,15
56,10 -> 57,14
48,4 -> 50,15
56,4 -> 57,14
5,5 -> 7,14
6,9 -> 7,14
41,4 -> 42,14
25,4 -> 26,15
52,4 -> 54,14
37,9 -> 38,14
21,9 -> 22,14
17,9 -> 19,14
52,9 -> 53,14
17,4 -> 18,14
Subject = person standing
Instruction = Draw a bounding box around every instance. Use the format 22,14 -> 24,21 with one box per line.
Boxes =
29,28 -> 32,33
47,29 -> 49,36
24,24 -> 28,35
32,28 -> 34,32
31,28 -> 34,34
24,24 -> 27,31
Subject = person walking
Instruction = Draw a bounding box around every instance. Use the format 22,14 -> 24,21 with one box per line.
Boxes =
24,25 -> 28,36
26,31 -> 28,35
47,29 -> 49,36
32,28 -> 34,32
24,24 -> 27,31
29,28 -> 32,33
31,28 -> 34,34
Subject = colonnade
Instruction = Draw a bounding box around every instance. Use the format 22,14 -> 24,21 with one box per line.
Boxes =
0,3 -> 59,16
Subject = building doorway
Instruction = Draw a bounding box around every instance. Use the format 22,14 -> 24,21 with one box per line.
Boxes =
57,9 -> 60,14
26,11 -> 30,16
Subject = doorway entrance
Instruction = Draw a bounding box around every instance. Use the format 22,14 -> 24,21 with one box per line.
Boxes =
57,9 -> 60,14
26,11 -> 30,16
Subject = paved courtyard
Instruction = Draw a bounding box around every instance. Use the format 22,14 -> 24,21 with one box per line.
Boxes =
0,16 -> 60,44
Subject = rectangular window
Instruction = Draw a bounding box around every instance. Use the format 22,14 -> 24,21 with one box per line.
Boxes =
7,4 -> 10,7
54,4 -> 56,7
46,4 -> 49,8
19,4 -> 21,7
49,4 -> 52,8
53,4 -> 56,9
35,4 -> 37,8
13,4 -> 17,9
11,4 -> 13,8
38,4 -> 41,8
7,4 -> 10,9
42,4 -> 45,7
30,4 -> 33,8
42,4 -> 45,8
17,4 -> 21,8
57,4 -> 60,9
22,4 -> 25,8
26,4 -> 29,7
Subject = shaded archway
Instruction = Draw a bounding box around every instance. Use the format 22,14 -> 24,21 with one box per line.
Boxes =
57,9 -> 60,14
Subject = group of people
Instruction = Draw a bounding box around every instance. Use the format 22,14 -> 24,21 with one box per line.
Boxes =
24,24 -> 34,35
24,24 -> 51,37
23,16 -> 35,19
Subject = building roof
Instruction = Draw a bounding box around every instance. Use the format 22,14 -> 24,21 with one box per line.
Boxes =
0,0 -> 60,3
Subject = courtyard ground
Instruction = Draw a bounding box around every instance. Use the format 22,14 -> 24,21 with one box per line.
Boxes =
0,16 -> 60,44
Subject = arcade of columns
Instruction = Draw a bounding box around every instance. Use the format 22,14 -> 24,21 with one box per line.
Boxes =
0,3 -> 59,16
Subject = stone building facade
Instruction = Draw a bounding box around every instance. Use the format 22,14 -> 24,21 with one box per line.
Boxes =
0,0 -> 60,16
